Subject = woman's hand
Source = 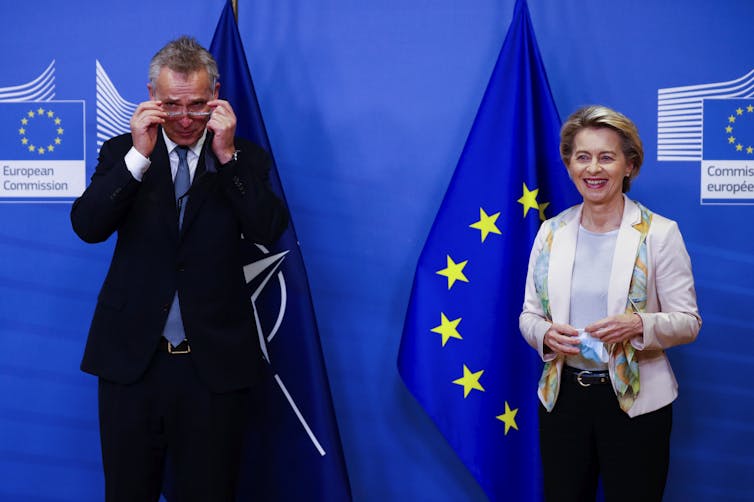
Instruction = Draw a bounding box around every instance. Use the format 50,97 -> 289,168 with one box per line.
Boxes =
586,313 -> 643,344
543,323 -> 580,355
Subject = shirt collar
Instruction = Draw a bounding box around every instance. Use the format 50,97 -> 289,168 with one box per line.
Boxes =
162,128 -> 208,157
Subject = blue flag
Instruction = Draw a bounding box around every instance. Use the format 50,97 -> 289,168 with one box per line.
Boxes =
398,1 -> 578,500
209,2 -> 352,500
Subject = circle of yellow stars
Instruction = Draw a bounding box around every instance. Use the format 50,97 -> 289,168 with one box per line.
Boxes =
428,182 -> 551,437
18,107 -> 64,155
724,104 -> 754,155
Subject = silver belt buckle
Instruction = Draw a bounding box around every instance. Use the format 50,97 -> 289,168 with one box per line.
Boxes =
168,341 -> 191,354
576,370 -> 591,387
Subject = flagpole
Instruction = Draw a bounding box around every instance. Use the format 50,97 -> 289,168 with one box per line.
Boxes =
232,0 -> 238,21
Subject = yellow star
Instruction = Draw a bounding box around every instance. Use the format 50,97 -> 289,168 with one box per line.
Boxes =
47,110 -> 54,118
431,313 -> 462,347
37,107 -> 45,115
737,143 -> 743,151
749,105 -> 754,113
469,208 -> 501,242
54,117 -> 61,125
21,118 -> 28,125
436,255 -> 469,290
726,125 -> 733,133
54,138 -> 61,144
517,183 -> 540,218
729,115 -> 736,123
27,110 -> 35,118
748,146 -> 753,155
37,147 -> 45,155
737,107 -> 744,116
496,401 -> 519,435
28,144 -> 36,152
21,138 -> 28,145
729,136 -> 736,144
47,145 -> 54,152
538,201 -> 550,221
452,364 -> 485,398
18,127 -> 26,135
57,127 -> 64,135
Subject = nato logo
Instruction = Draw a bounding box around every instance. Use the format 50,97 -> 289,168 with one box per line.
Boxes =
0,62 -> 86,202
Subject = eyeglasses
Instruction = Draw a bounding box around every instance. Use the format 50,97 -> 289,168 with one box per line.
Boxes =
161,102 -> 212,120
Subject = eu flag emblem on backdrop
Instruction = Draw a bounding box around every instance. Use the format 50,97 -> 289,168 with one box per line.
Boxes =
702,98 -> 754,160
398,0 -> 578,500
0,101 -> 84,160
207,2 -> 352,501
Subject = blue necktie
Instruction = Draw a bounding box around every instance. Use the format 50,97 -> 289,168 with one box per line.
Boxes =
163,146 -> 190,347
174,146 -> 190,228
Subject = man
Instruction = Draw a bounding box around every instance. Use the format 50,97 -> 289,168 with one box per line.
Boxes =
71,36 -> 289,501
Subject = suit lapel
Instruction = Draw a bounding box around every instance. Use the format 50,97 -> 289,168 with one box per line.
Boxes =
180,140 -> 217,235
607,196 -> 641,316
548,205 -> 581,324
141,133 -> 180,241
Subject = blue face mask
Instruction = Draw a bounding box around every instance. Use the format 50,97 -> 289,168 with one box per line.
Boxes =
577,329 -> 609,363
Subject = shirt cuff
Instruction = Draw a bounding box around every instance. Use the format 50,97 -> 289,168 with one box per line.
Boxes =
125,147 -> 151,181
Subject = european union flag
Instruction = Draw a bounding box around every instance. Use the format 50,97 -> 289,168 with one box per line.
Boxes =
398,0 -> 578,500
703,98 -> 754,160
0,101 -> 84,160
208,2 -> 352,500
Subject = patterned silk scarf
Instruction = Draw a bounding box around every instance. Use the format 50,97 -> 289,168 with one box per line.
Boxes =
534,203 -> 652,413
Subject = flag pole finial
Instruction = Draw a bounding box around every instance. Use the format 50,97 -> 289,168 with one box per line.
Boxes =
232,0 -> 238,21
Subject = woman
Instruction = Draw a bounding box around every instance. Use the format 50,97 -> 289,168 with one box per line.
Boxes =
519,105 -> 701,502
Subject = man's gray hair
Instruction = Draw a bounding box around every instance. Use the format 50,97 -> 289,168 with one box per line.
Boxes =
148,35 -> 219,91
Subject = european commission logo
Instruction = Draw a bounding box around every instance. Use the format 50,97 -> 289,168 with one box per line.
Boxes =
657,70 -> 754,205
703,99 -> 754,158
0,62 -> 86,202
3,102 -> 84,159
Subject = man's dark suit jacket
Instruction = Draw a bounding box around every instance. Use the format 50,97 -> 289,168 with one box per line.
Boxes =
71,131 -> 289,393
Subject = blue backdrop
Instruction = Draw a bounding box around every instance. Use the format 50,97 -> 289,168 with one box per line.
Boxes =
1,1 -> 752,500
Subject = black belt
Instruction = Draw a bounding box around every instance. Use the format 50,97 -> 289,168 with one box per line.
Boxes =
563,366 -> 609,387
160,338 -> 191,354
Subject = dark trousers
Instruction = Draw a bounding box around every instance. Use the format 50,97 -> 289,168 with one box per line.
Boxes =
98,347 -> 250,502
538,374 -> 672,502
